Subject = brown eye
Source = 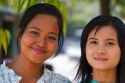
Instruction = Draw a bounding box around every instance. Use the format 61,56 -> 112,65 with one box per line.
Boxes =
30,31 -> 39,36
90,40 -> 97,45
48,36 -> 56,41
106,42 -> 114,46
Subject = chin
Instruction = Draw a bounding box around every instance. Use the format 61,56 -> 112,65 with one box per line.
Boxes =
32,61 -> 43,65
30,58 -> 45,64
93,66 -> 112,70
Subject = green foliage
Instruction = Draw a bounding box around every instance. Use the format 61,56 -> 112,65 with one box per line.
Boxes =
0,28 -> 11,55
115,0 -> 125,5
17,0 -> 38,14
111,0 -> 125,18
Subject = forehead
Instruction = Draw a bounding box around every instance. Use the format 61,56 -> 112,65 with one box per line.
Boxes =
88,25 -> 117,39
26,14 -> 59,32
31,14 -> 58,24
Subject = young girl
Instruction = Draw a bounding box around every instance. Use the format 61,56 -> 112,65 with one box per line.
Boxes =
0,3 -> 71,83
76,15 -> 125,83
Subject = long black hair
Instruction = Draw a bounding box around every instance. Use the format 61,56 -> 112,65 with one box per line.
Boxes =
76,15 -> 125,83
17,3 -> 64,55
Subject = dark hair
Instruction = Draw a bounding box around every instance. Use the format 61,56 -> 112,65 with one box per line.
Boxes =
17,3 -> 64,55
76,15 -> 125,83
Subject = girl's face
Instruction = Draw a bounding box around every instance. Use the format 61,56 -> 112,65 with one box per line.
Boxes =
20,14 -> 59,64
86,25 -> 121,70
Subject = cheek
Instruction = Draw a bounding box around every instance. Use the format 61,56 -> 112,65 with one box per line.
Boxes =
49,42 -> 58,53
85,45 -> 93,63
54,42 -> 58,51
20,35 -> 35,47
112,49 -> 121,65
86,44 -> 93,56
108,46 -> 121,67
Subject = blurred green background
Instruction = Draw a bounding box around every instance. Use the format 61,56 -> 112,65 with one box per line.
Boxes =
0,0 -> 125,62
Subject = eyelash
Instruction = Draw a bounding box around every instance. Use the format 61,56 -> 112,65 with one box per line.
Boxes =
106,42 -> 114,46
90,41 -> 97,44
30,31 -> 39,36
29,31 -> 57,41
89,41 -> 115,46
48,36 -> 56,41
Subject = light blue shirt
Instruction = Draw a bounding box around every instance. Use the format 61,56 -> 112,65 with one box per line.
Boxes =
91,80 -> 100,83
0,61 -> 71,83
79,80 -> 100,83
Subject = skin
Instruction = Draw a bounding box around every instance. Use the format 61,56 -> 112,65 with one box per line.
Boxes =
8,14 -> 59,83
85,25 -> 121,83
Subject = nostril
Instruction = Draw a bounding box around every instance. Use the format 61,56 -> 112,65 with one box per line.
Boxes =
36,39 -> 46,48
96,46 -> 106,54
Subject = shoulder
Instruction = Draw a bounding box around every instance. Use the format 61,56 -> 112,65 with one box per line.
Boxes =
0,63 -> 7,77
0,62 -> 21,83
51,71 -> 71,83
0,63 -> 8,82
42,68 -> 72,83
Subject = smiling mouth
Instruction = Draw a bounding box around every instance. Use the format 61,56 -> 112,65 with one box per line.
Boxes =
32,47 -> 47,54
94,57 -> 108,61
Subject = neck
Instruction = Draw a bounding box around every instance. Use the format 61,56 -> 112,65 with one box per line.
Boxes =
8,55 -> 43,79
92,68 -> 117,83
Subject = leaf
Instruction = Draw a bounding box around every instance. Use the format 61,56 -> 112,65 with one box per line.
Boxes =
61,3 -> 67,36
0,29 -> 8,55
17,0 -> 25,13
0,28 -> 11,55
26,0 -> 37,8
0,29 -> 2,51
5,29 -> 11,45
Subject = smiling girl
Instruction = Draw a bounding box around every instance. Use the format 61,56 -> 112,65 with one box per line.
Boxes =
76,15 -> 125,83
0,3 -> 71,83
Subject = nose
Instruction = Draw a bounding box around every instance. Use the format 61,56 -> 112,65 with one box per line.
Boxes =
96,45 -> 106,54
36,38 -> 46,48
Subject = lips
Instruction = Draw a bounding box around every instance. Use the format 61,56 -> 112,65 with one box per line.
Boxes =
93,57 -> 108,61
31,47 -> 47,54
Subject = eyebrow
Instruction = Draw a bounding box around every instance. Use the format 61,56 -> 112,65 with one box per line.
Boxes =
30,27 -> 41,31
88,37 -> 97,41
88,37 -> 116,41
105,39 -> 116,41
49,32 -> 58,36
